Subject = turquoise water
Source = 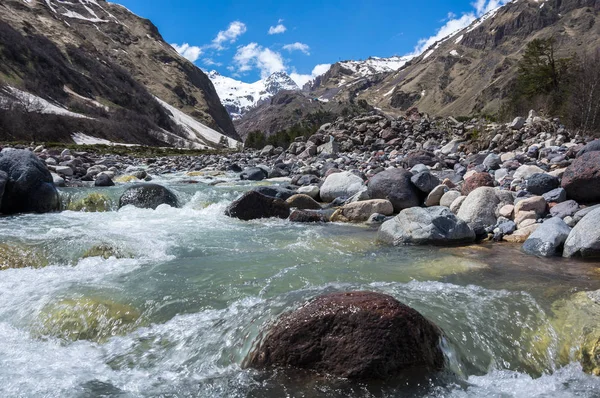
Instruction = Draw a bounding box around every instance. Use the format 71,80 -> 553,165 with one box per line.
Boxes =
0,175 -> 599,397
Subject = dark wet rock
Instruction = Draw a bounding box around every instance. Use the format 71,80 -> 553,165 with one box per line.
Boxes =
461,172 -> 494,196
550,200 -> 579,219
526,173 -> 559,195
543,188 -> 567,203
240,167 -> 267,181
368,169 -> 421,212
563,207 -> 600,258
118,184 -> 179,209
288,209 -> 329,223
378,206 -> 475,245
94,174 -> 115,187
410,172 -> 440,194
285,194 -> 321,210
561,152 -> 600,203
225,191 -> 290,220
0,171 -> 7,205
523,217 -> 571,257
0,149 -> 60,214
244,291 -> 444,380
253,186 -> 296,200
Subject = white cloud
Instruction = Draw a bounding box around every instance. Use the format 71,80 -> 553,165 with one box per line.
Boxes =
409,0 -> 511,56
171,43 -> 202,62
212,21 -> 247,50
268,24 -> 287,35
283,42 -> 310,55
233,43 -> 286,78
290,63 -> 331,87
203,58 -> 222,67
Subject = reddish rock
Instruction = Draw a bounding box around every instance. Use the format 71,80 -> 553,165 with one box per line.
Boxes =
561,152 -> 600,203
244,291 -> 444,380
461,172 -> 495,196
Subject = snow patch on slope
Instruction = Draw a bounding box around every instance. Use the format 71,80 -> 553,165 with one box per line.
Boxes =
0,86 -> 91,119
155,97 -> 239,149
338,56 -> 413,78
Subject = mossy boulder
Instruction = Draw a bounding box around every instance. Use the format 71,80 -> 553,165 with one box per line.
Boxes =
114,175 -> 140,184
81,245 -> 130,260
529,290 -> 600,375
67,193 -> 112,212
36,297 -> 141,342
0,243 -> 48,270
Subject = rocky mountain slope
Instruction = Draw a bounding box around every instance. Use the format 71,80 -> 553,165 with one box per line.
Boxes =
0,0 -> 240,148
348,0 -> 600,117
209,71 -> 299,119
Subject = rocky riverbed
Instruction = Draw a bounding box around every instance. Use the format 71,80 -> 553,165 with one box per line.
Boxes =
5,109 -> 600,259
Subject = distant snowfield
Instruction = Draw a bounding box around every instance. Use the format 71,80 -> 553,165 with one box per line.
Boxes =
338,56 -> 414,78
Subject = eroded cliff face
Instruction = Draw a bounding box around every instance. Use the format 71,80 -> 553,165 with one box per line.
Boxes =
0,0 -> 240,147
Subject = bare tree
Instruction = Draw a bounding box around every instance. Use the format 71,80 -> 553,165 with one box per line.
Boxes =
569,49 -> 600,135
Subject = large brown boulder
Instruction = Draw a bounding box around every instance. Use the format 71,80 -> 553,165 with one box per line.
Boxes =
461,172 -> 494,196
244,291 -> 444,380
367,169 -> 421,212
225,191 -> 290,220
561,152 -> 600,203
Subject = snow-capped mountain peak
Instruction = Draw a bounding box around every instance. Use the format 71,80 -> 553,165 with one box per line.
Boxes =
209,71 -> 300,119
338,55 -> 414,77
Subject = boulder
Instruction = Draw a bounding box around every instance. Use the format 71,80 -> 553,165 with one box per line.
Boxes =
410,172 -> 440,194
285,194 -> 321,210
523,217 -> 571,257
378,206 -> 475,245
461,172 -> 494,196
320,171 -> 365,203
94,173 -> 115,187
561,152 -> 600,203
510,117 -> 525,130
549,200 -> 579,219
514,196 -> 547,216
439,190 -> 461,208
526,173 -> 559,195
118,184 -> 179,209
297,185 -> 319,199
244,291 -> 444,380
331,199 -> 394,223
367,169 -> 421,213
483,153 -> 501,170
456,187 -> 500,235
253,186 -> 296,200
563,207 -> 600,258
514,165 -> 545,181
543,188 -> 567,203
288,209 -> 329,223
225,191 -> 290,220
0,149 -> 60,214
240,167 -> 267,181
425,185 -> 449,207
576,140 -> 600,157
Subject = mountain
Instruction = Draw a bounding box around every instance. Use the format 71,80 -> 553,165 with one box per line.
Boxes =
339,0 -> 600,117
0,0 -> 241,149
209,71 -> 300,119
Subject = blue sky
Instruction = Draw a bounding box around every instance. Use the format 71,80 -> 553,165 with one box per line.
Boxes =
116,0 -> 510,85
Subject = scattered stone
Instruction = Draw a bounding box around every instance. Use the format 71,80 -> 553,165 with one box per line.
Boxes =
288,209 -> 329,223
331,199 -> 394,222
457,187 -> 500,235
543,188 -> 567,204
367,168 -> 421,212
563,207 -> 600,258
320,171 -> 365,203
461,172 -> 494,196
410,171 -> 440,194
503,224 -> 540,243
550,200 -> 579,219
526,173 -> 559,195
240,167 -> 267,181
425,185 -> 449,207
439,190 -> 461,208
297,185 -> 319,199
94,173 -> 115,187
285,194 -> 321,210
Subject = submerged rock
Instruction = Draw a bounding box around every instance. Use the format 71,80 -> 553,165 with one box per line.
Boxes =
288,209 -> 329,223
244,291 -> 444,380
118,184 -> 179,209
0,149 -> 60,214
0,243 -> 48,270
36,297 -> 141,343
67,193 -> 112,212
225,191 -> 290,220
82,245 -> 130,260
378,206 -> 475,245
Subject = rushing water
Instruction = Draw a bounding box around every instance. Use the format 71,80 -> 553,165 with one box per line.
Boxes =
1,173 -> 600,397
